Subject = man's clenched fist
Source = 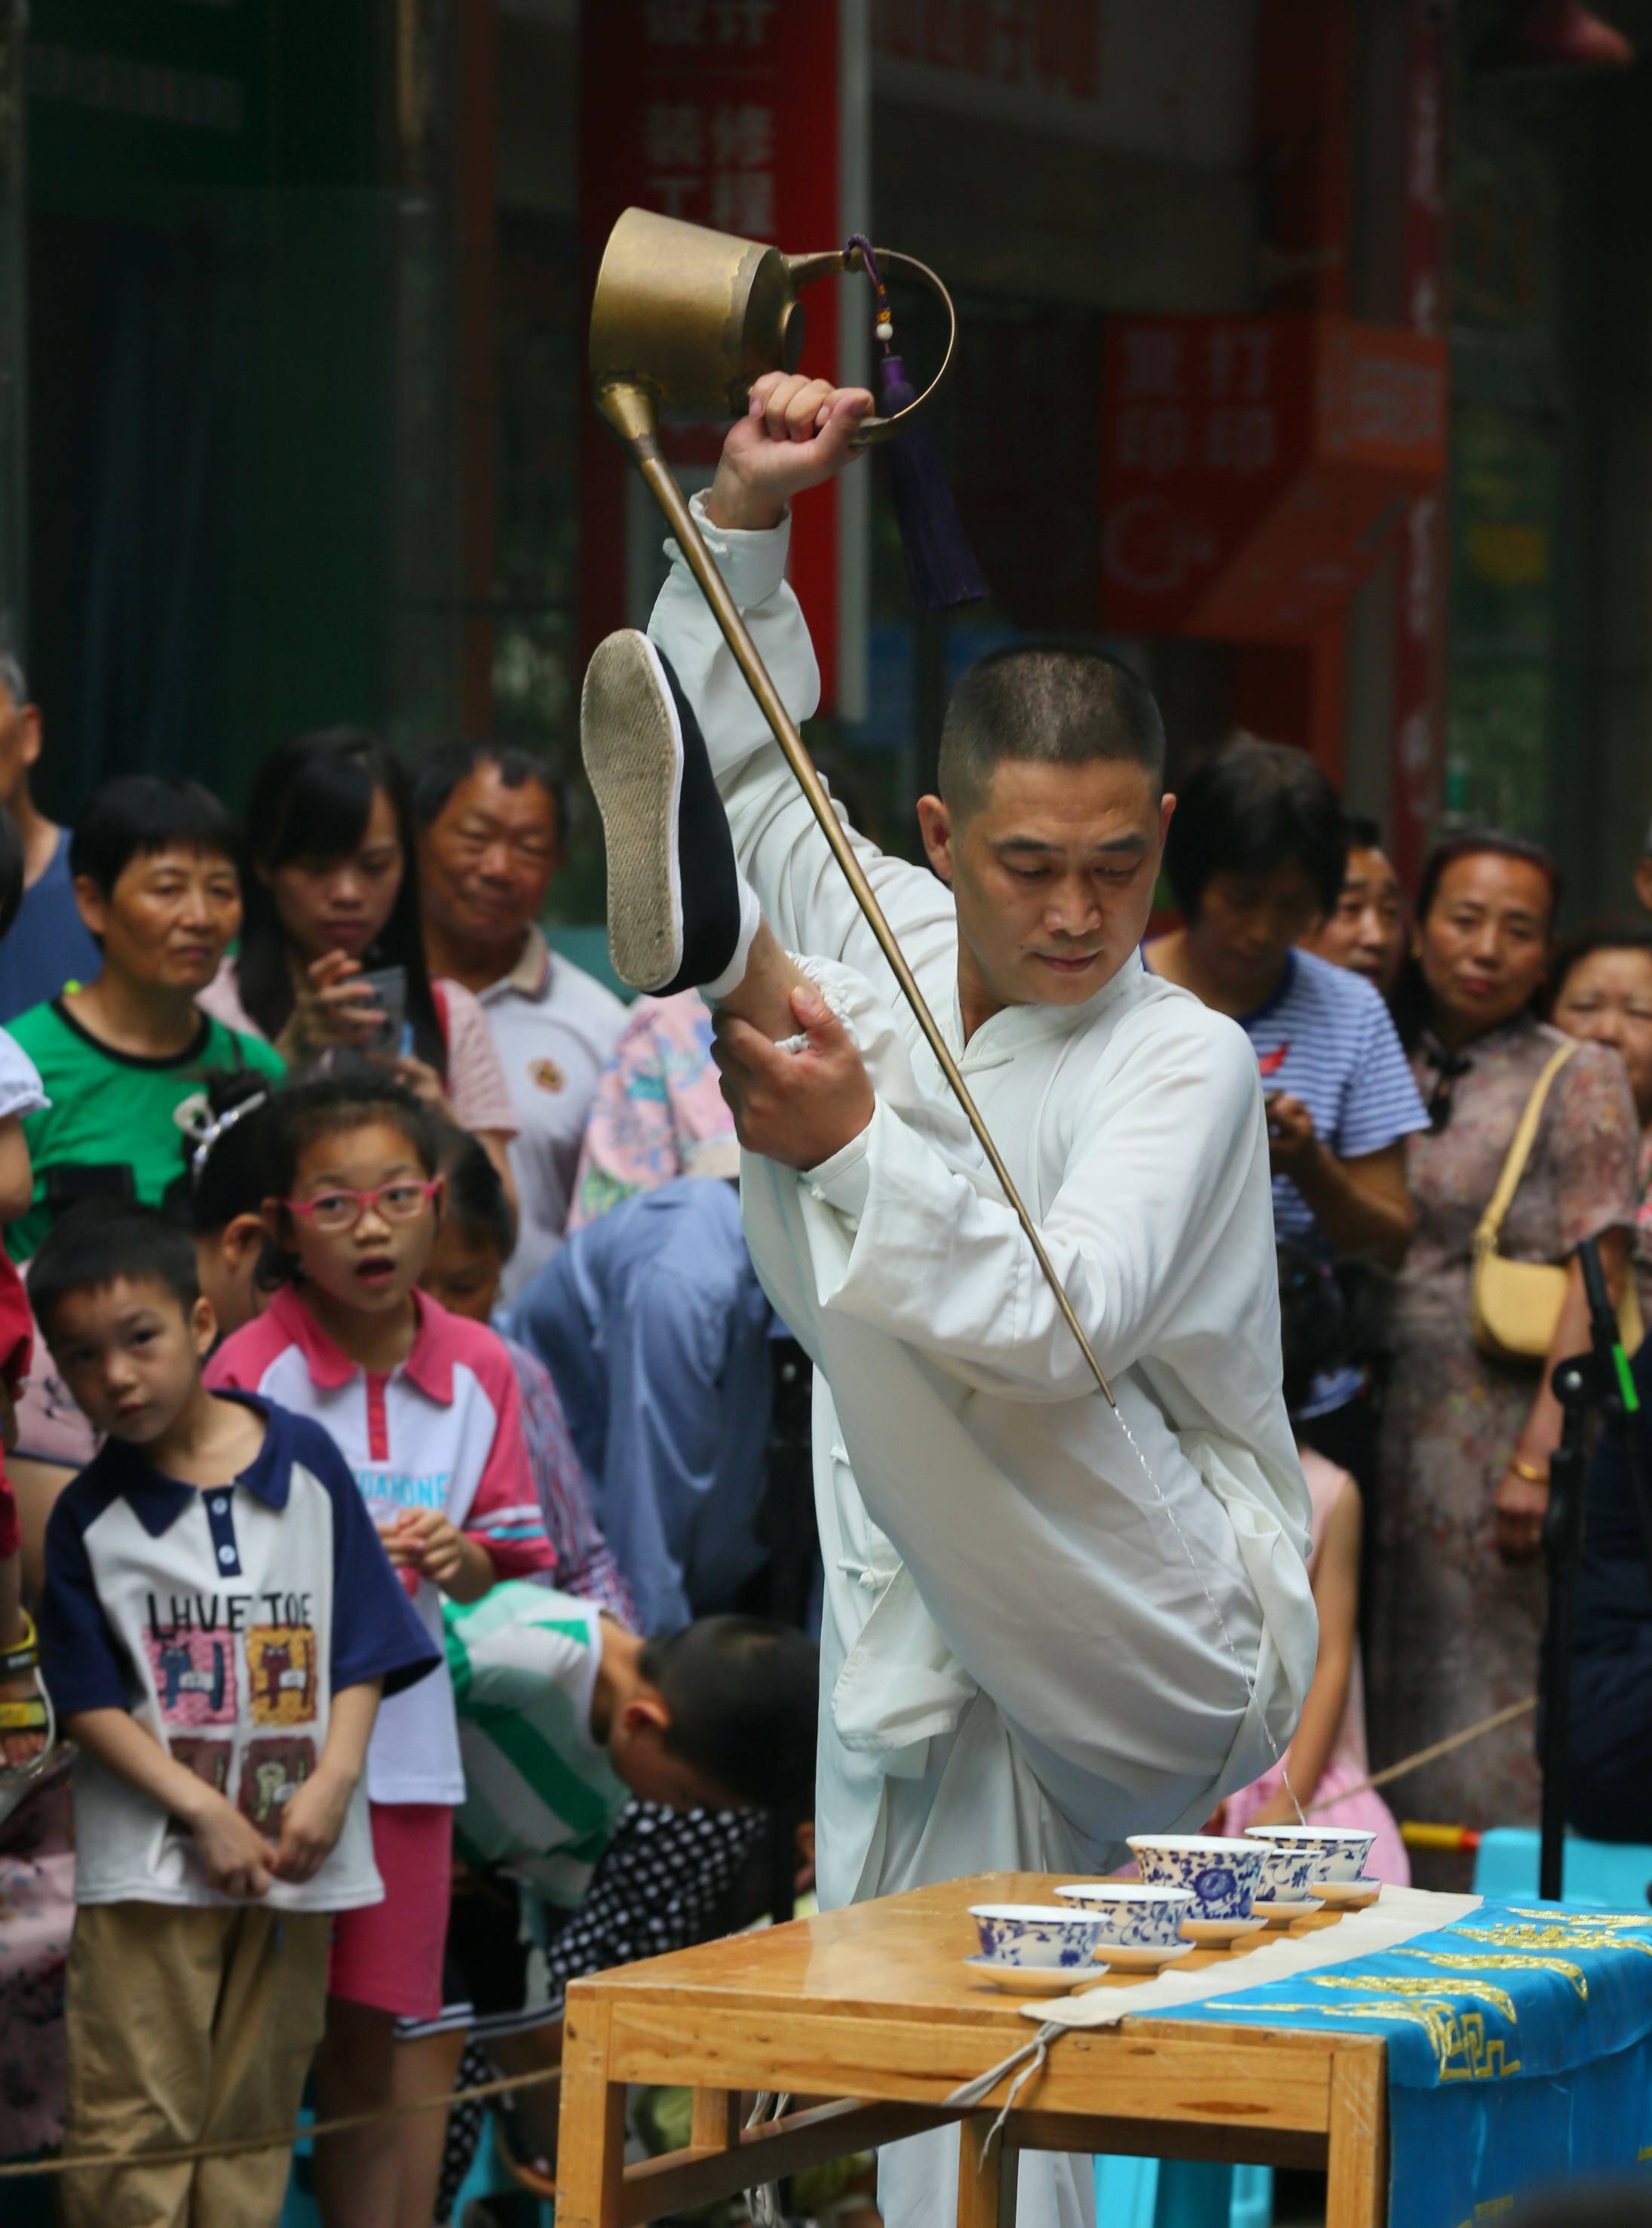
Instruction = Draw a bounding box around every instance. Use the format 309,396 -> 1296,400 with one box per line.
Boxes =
703,374 -> 874,534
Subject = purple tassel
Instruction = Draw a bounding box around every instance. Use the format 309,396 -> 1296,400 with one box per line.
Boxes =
848,236 -> 987,614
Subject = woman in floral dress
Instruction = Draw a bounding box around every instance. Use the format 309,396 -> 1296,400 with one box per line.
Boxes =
1371,835 -> 1641,1884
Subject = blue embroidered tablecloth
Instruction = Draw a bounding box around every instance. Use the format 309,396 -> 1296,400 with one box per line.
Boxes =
1154,1900 -> 1652,2225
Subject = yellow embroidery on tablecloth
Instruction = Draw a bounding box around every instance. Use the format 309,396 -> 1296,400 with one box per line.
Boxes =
1220,1997 -> 1476,2073
1461,1922 -> 1652,1961
1306,1975 -> 1522,2079
1507,1908 -> 1652,1927
1313,1972 -> 1518,2022
1395,1948 -> 1589,2000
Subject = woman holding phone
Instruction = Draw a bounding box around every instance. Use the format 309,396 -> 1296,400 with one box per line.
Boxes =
198,728 -> 517,1184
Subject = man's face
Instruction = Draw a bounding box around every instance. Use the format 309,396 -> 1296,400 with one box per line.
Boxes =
48,1276 -> 214,1445
1193,862 -> 1325,1004
1304,845 -> 1404,992
418,763 -> 562,958
75,844 -> 243,995
918,758 -> 1173,1023
0,682 -> 41,814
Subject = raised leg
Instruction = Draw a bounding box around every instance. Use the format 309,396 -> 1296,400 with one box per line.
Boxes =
1324,2044 -> 1387,2228
714,917 -> 812,1040
556,1995 -> 627,2228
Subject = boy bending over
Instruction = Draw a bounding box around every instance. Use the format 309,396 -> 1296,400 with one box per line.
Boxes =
394,1582 -> 817,2211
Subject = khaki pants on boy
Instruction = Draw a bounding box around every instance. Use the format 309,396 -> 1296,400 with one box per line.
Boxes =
60,1900 -> 331,2228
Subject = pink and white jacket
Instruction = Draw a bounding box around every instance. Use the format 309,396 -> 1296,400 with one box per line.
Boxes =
207,1286 -> 553,1804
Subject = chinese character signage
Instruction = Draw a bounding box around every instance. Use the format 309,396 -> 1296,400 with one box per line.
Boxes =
581,0 -> 849,702
1100,313 -> 1446,642
1390,0 -> 1449,886
873,0 -> 1100,102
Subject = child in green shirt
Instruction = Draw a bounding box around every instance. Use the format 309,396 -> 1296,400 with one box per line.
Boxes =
6,776 -> 282,1261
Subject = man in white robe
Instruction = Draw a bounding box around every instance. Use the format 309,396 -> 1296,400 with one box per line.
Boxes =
599,375 -> 1317,2228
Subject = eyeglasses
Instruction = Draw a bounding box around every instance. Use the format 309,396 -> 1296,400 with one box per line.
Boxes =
281,1178 -> 440,1234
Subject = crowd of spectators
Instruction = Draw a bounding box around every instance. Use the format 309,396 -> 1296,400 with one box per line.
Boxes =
5,636 -> 1652,2224
0,663 -> 815,2228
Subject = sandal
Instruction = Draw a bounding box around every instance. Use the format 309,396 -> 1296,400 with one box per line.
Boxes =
0,1609 -> 56,1798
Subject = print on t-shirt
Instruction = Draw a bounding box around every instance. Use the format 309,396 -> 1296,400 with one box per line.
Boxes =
239,1736 -> 317,1828
144,1600 -> 320,1821
145,1629 -> 236,1725
247,1624 -> 317,1725
170,1735 -> 233,1794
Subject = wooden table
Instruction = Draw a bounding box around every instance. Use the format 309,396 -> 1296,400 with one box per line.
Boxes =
556,1871 -> 1387,2228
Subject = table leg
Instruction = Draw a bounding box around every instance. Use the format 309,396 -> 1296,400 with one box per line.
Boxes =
957,2116 -> 1017,2228
691,2089 -> 742,2152
556,1998 -> 627,2228
1325,2046 -> 1387,2228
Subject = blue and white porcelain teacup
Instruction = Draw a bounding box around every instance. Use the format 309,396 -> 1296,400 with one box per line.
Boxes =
1242,1825 -> 1376,1884
1126,1834 -> 1264,1920
1053,1883 -> 1194,1948
1254,1843 -> 1321,1903
969,1903 -> 1113,1969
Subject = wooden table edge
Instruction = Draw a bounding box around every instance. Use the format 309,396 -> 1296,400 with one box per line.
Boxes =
557,2006 -> 1388,2228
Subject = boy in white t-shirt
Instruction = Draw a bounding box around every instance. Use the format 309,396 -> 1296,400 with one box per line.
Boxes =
35,1204 -> 437,2228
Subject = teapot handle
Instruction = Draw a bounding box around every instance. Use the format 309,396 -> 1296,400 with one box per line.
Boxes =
783,244 -> 958,449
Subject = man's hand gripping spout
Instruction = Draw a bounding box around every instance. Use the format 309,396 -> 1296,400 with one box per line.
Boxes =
703,375 -> 875,534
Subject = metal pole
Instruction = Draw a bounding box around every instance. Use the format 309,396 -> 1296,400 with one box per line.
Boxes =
1539,1360 -> 1589,1903
613,413 -> 1115,1410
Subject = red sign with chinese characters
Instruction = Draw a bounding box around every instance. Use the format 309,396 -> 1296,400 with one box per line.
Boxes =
872,0 -> 1101,101
579,0 -> 844,701
1389,0 -> 1450,889
1099,313 -> 1446,642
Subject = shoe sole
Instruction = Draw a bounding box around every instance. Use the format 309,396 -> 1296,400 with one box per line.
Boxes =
581,630 -> 685,992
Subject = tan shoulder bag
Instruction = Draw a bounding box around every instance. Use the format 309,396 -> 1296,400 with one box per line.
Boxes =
1470,1040 -> 1643,1362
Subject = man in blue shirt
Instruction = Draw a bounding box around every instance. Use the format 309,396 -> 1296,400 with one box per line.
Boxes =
1145,737 -> 1427,1472
0,653 -> 101,1021
506,1165 -> 776,1632
1147,737 -> 1427,1275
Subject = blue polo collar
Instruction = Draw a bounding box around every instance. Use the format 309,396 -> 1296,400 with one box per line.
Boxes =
105,1393 -> 287,1537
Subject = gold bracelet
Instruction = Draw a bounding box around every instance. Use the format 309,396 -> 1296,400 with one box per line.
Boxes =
1508,1457 -> 1549,1485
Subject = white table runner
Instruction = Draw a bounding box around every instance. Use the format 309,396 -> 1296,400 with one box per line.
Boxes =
1024,1886 -> 1483,2030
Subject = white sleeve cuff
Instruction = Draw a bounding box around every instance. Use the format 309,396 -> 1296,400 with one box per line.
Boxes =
803,1108 -> 876,1224
664,488 -> 793,611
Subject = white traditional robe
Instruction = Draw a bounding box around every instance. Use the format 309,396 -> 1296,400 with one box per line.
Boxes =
649,498 -> 1317,2228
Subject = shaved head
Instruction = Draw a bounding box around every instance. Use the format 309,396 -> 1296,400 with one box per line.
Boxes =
938,645 -> 1166,820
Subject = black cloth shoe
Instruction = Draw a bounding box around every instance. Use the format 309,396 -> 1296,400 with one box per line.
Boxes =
581,629 -> 753,997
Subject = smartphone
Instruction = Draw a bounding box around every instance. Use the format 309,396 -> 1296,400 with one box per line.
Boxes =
357,964 -> 408,1056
